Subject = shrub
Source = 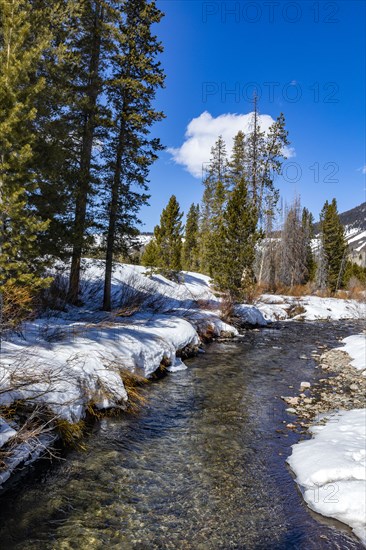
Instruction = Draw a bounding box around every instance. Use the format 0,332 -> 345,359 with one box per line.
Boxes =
1,281 -> 36,330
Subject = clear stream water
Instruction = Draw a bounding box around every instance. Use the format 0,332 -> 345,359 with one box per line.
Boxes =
0,321 -> 364,550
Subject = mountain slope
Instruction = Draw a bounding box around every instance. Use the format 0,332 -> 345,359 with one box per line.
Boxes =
313,202 -> 366,266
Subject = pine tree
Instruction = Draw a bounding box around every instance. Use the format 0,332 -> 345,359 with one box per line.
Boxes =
0,0 -> 53,324
30,1 -> 84,260
182,204 -> 200,271
213,179 -> 258,300
141,238 -> 159,268
102,0 -> 165,311
200,136 -> 228,274
258,112 -> 289,220
67,1 -> 107,304
144,195 -> 183,278
302,207 -> 316,282
210,130 -> 259,298
246,94 -> 266,210
246,97 -> 289,225
227,131 -> 248,191
318,198 -> 347,292
207,180 -> 228,277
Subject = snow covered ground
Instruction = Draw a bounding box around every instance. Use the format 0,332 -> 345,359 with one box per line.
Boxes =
258,294 -> 365,322
1,261 -> 251,423
0,259 -> 365,489
336,334 -> 366,373
0,260 -> 264,486
288,333 -> 366,545
288,409 -> 366,545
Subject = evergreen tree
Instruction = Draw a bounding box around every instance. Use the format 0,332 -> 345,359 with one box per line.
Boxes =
0,0 -> 53,323
210,130 -> 259,297
318,198 -> 347,292
102,0 -> 165,311
227,130 -> 248,191
30,1 -> 84,260
246,97 -> 289,225
246,94 -> 266,210
182,204 -> 200,271
207,180 -> 227,277
302,207 -> 316,282
258,112 -> 289,220
141,238 -> 159,268
67,1 -> 108,304
200,136 -> 228,274
343,261 -> 366,287
213,179 -> 258,300
144,195 -> 183,278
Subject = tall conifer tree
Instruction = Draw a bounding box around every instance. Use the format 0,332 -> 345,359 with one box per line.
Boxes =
0,0 -> 53,314
142,195 -> 183,278
318,198 -> 347,291
212,135 -> 259,298
182,204 -> 200,272
67,1 -> 107,304
200,136 -> 228,274
102,0 -> 165,311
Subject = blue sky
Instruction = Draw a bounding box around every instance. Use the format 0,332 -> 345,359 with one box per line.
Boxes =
140,0 -> 365,231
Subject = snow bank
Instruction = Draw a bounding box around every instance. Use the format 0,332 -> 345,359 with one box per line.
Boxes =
300,296 -> 365,321
288,409 -> 366,545
336,334 -> 366,372
0,419 -> 16,449
0,433 -> 57,487
73,259 -> 216,311
1,261 -> 267,426
0,314 -> 201,422
257,295 -> 365,322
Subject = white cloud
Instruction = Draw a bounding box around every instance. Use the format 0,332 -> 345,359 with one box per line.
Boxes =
356,165 -> 366,174
168,111 -> 295,179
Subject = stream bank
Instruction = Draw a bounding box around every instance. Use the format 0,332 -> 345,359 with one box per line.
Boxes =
0,320 -> 364,549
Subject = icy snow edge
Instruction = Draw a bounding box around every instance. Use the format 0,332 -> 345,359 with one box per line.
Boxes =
288,332 -> 366,545
287,409 -> 366,545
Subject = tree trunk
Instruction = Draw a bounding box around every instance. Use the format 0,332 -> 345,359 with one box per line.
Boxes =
103,119 -> 125,311
68,4 -> 103,304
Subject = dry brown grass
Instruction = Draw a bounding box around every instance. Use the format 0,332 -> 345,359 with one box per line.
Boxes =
347,278 -> 366,302
335,290 -> 349,300
313,288 -> 332,298
0,404 -> 59,468
119,369 -> 148,413
55,418 -> 86,450
219,294 -> 235,323
348,288 -> 365,302
236,283 -> 262,304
